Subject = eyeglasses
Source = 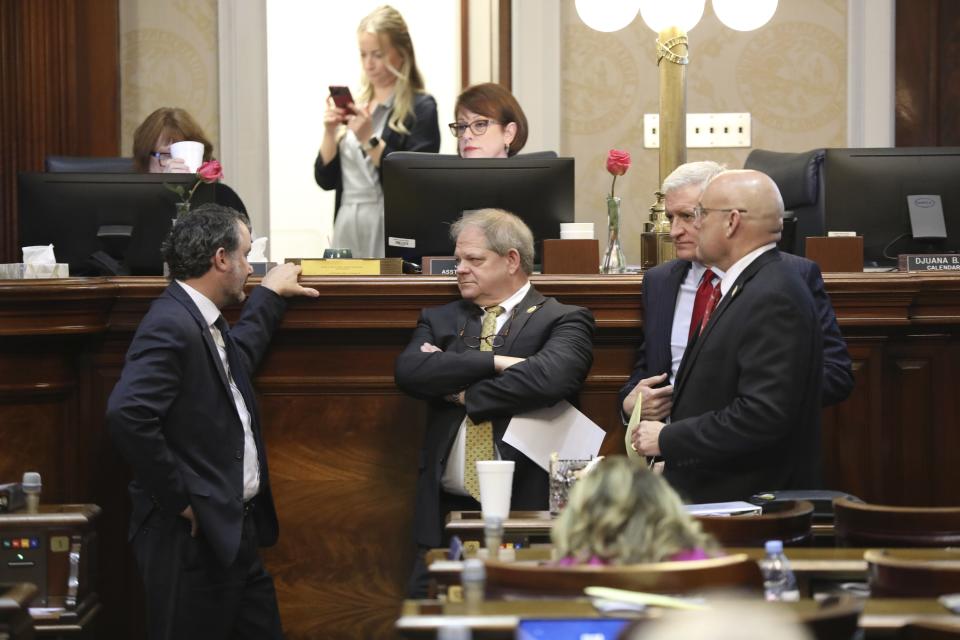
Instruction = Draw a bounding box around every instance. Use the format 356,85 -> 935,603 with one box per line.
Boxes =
459,307 -> 517,349
448,119 -> 500,138
150,151 -> 172,164
693,204 -> 748,226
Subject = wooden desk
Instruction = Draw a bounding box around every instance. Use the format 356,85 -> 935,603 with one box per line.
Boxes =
396,597 -> 957,639
2,272 -> 960,638
429,548 -> 960,600
447,510 -> 836,546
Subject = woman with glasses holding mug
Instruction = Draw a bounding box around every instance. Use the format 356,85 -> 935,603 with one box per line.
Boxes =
315,5 -> 441,258
451,83 -> 528,158
132,107 -> 213,173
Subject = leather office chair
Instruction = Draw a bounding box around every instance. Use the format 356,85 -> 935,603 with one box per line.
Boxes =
834,498 -> 960,547
484,553 -> 763,598
696,500 -> 814,547
744,148 -> 826,256
44,156 -> 134,172
865,548 -> 960,597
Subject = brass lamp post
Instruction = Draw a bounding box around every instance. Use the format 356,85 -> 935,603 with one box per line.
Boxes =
575,0 -> 779,268
640,24 -> 691,269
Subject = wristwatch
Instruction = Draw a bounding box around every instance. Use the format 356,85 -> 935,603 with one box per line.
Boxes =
361,135 -> 379,153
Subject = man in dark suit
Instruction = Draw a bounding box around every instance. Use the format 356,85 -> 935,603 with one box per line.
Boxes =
620,161 -> 852,430
107,204 -> 318,640
633,170 -> 823,502
395,208 -> 594,594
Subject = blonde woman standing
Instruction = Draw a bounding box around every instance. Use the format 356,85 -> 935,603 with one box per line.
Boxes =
552,457 -> 718,565
315,5 -> 440,258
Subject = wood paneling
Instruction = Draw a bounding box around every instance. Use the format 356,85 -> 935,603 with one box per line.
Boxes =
2,273 -> 960,638
895,0 -> 960,146
0,0 -> 119,263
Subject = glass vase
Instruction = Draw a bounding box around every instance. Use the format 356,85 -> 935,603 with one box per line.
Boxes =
174,201 -> 191,219
601,195 -> 627,273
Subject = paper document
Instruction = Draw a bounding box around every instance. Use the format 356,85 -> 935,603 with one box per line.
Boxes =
503,400 -> 605,472
684,501 -> 761,517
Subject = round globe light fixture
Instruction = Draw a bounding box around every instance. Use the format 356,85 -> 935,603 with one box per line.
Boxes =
574,0 -> 641,33
638,0 -> 706,33
712,0 -> 778,31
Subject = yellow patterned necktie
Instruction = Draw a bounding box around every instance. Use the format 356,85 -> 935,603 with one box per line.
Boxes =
463,305 -> 504,501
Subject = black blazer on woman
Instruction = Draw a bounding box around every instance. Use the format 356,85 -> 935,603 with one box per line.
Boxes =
314,92 -> 441,215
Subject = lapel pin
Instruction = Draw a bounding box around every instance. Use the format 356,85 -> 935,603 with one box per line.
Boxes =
526,305 -> 538,314
731,284 -> 740,298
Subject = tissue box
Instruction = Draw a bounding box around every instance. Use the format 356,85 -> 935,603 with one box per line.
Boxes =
0,263 -> 70,279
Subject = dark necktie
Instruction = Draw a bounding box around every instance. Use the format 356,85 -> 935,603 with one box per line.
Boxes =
688,268 -> 719,339
214,316 -> 257,416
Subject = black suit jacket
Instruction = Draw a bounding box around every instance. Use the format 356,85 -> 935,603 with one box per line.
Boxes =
314,92 -> 441,215
618,253 -> 852,412
107,284 -> 285,567
394,286 -> 595,548
660,250 -> 824,502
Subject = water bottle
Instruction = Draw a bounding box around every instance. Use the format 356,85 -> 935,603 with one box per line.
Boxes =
461,558 -> 486,612
760,539 -> 799,601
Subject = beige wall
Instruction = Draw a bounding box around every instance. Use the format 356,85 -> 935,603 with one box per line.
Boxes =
116,1 -> 848,265
119,0 -> 220,159
560,0 -> 847,262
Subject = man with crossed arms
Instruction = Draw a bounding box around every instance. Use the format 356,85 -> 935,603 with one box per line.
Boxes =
395,208 -> 594,595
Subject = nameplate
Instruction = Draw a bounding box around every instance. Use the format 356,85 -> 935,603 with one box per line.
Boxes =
288,258 -> 403,276
422,256 -> 457,276
898,254 -> 960,272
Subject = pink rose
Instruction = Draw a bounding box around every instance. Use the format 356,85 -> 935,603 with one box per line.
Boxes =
196,160 -> 223,183
606,149 -> 631,176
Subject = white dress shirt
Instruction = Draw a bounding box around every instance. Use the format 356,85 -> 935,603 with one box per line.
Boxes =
441,281 -> 531,496
718,243 -> 777,297
669,262 -> 725,385
177,281 -> 260,501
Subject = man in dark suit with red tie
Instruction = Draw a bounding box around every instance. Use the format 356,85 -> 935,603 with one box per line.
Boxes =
632,170 -> 824,502
619,162 -> 852,431
107,204 -> 318,640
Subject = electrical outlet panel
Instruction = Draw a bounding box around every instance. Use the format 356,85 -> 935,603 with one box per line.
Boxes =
643,113 -> 752,148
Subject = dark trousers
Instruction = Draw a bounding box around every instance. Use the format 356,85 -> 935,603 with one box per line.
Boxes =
406,491 -> 480,598
132,507 -> 284,640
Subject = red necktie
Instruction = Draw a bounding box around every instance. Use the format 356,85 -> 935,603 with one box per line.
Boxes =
698,282 -> 722,336
688,269 -> 718,339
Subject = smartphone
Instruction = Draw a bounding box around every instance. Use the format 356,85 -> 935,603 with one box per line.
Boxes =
329,85 -> 354,111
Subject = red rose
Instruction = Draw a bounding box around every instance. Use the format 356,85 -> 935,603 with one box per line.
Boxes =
606,149 -> 631,176
196,160 -> 223,183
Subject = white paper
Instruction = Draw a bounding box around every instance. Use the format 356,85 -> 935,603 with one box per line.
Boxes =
683,501 -> 761,516
503,400 -> 605,472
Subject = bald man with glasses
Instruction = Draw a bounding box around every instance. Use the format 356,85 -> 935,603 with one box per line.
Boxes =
619,162 -> 852,448
631,170 -> 826,503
